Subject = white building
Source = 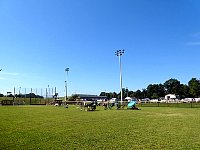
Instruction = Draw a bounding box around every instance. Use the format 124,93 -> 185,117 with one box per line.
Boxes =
125,97 -> 132,102
165,94 -> 176,100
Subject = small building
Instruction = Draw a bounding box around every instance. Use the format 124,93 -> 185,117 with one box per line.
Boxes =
165,94 -> 176,100
109,98 -> 117,102
74,94 -> 107,101
125,97 -> 132,102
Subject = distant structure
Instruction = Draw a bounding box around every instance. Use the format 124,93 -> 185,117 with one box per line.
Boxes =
74,94 -> 107,101
165,94 -> 176,100
125,97 -> 132,102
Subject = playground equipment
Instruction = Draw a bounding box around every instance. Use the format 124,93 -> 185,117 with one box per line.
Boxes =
102,100 -> 126,110
127,99 -> 140,110
102,101 -> 115,110
80,100 -> 97,111
54,99 -> 62,106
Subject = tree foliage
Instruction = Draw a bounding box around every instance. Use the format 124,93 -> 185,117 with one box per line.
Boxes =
147,84 -> 165,99
68,94 -> 79,101
99,77 -> 200,99
164,78 -> 180,95
188,78 -> 200,98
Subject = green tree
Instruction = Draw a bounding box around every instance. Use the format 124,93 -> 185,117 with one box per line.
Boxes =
147,84 -> 154,98
99,92 -> 118,99
128,91 -> 134,97
112,92 -> 118,98
147,84 -> 165,99
118,88 -> 126,99
135,90 -> 142,99
68,94 -> 79,101
106,92 -> 112,99
141,89 -> 147,99
164,78 -> 180,94
188,78 -> 200,98
99,92 -> 106,97
179,84 -> 190,99
125,88 -> 129,97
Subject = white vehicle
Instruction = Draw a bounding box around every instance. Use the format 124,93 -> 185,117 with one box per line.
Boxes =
150,99 -> 159,103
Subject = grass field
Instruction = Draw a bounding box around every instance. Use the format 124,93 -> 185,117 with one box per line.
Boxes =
140,102 -> 200,108
1,105 -> 200,149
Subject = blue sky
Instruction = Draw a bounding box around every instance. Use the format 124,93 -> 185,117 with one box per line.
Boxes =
0,0 -> 200,96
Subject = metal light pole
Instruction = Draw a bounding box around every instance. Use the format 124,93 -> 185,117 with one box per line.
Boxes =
48,85 -> 50,97
19,87 -> 21,97
115,49 -> 125,105
65,68 -> 69,101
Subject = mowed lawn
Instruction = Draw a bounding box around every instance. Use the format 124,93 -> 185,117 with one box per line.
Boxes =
0,105 -> 200,150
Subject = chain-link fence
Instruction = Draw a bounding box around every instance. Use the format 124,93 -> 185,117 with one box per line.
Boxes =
1,87 -> 60,105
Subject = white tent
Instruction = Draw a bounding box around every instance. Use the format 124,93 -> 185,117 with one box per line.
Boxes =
125,97 -> 132,101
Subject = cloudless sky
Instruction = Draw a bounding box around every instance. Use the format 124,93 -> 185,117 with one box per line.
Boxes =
0,0 -> 200,96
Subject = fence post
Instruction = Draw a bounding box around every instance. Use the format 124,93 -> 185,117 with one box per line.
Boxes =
13,87 -> 15,106
30,88 -> 32,105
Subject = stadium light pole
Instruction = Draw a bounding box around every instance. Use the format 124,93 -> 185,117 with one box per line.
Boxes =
115,49 -> 125,105
48,85 -> 50,97
19,87 -> 21,97
65,68 -> 69,101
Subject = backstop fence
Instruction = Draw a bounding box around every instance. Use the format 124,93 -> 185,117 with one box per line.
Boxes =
0,87 -> 60,105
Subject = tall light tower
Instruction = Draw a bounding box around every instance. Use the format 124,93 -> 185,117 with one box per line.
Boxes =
65,68 -> 69,101
115,49 -> 125,105
19,87 -> 21,97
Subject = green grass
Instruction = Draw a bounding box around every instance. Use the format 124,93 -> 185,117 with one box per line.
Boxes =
140,102 -> 200,108
1,105 -> 200,149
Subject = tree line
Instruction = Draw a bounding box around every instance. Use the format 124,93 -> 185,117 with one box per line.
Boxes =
100,78 -> 200,99
0,93 -> 43,98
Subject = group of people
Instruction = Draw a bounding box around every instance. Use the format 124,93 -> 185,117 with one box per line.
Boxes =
75,99 -> 140,111
80,100 -> 97,111
102,99 -> 140,110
